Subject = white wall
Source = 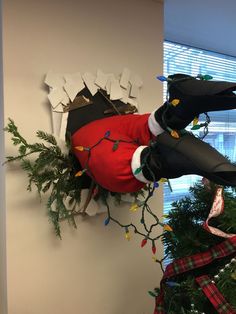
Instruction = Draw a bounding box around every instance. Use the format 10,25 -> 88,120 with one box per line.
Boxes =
0,0 -> 7,312
3,1 -> 164,313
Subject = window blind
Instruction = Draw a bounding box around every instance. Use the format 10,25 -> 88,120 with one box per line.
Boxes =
163,41 -> 236,264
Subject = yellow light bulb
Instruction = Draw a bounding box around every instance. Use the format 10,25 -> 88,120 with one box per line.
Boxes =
75,170 -> 83,177
170,130 -> 180,139
125,232 -> 131,241
163,224 -> 173,232
130,203 -> 139,212
152,256 -> 157,262
75,146 -> 84,151
162,214 -> 169,218
193,117 -> 199,126
171,99 -> 180,106
159,178 -> 168,183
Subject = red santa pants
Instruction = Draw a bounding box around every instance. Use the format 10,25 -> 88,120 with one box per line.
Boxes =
71,112 -> 163,193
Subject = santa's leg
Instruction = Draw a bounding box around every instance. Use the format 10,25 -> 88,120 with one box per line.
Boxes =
137,78 -> 236,187
139,131 -> 236,186
155,74 -> 236,131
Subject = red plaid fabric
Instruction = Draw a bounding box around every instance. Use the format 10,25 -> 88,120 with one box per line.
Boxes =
154,236 -> 236,314
196,275 -> 236,314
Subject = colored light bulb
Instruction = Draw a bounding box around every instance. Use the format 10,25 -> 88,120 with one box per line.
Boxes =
203,74 -> 213,80
75,146 -> 84,151
156,75 -> 167,82
134,167 -> 142,175
75,169 -> 86,177
75,170 -> 83,177
152,256 -> 158,262
170,130 -> 180,139
171,99 -> 180,106
130,203 -> 139,212
166,281 -> 180,287
104,130 -> 110,137
163,224 -> 173,232
154,181 -> 159,188
152,244 -> 156,255
193,117 -> 199,126
191,124 -> 201,130
141,238 -> 147,248
125,232 -> 131,241
148,290 -> 157,297
104,217 -> 110,226
125,227 -> 131,241
159,178 -> 167,183
162,214 -> 169,218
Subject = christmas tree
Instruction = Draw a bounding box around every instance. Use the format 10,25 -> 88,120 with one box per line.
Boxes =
153,180 -> 236,314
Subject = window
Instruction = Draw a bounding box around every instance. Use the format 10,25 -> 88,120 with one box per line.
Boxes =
163,41 -> 236,217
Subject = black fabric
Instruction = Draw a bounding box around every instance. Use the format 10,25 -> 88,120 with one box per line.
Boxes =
66,86 -> 128,137
141,141 -> 205,181
142,131 -> 236,187
153,132 -> 236,186
154,102 -> 190,130
154,75 -> 236,130
168,74 -> 236,96
168,74 -> 236,121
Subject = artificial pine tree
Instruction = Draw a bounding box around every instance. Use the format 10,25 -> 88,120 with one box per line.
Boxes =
154,180 -> 236,314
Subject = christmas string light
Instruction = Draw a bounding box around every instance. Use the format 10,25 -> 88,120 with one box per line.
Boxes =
214,256 -> 236,281
74,130 -> 174,272
157,73 -> 212,140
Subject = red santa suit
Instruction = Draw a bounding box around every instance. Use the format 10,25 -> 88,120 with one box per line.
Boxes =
71,112 -> 163,193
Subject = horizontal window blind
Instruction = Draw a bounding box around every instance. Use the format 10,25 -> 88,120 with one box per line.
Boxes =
163,41 -> 236,265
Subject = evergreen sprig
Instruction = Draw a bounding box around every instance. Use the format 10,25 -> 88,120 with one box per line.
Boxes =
4,119 -> 147,239
4,119 -> 86,238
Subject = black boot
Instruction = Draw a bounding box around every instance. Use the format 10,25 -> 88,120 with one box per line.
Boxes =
141,131 -> 236,187
155,74 -> 236,131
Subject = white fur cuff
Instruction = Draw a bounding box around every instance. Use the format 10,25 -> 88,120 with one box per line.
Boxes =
148,111 -> 164,136
131,146 -> 151,184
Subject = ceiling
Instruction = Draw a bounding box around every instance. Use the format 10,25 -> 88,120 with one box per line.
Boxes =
164,0 -> 236,57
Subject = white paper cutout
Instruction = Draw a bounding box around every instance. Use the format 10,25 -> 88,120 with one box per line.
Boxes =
45,69 -> 143,158
129,74 -> 143,88
45,70 -> 65,88
130,84 -> 139,98
64,82 -> 80,102
63,72 -> 84,102
120,68 -> 131,89
121,89 -> 128,104
95,69 -> 108,90
64,72 -> 83,85
59,112 -> 68,141
48,87 -> 66,108
61,93 -> 70,106
105,74 -> 116,95
134,75 -> 143,88
110,79 -> 123,100
51,109 -> 63,136
82,72 -> 98,96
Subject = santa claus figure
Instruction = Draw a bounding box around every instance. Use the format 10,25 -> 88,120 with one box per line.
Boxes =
67,74 -> 236,193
